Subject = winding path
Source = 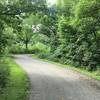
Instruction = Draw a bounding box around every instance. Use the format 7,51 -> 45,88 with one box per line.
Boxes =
14,55 -> 100,100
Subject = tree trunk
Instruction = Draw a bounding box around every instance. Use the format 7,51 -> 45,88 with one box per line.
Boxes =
25,42 -> 28,50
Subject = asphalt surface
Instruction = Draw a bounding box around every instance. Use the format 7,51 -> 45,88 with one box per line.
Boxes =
14,55 -> 100,100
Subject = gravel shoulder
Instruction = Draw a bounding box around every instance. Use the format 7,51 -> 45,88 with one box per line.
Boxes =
14,55 -> 100,100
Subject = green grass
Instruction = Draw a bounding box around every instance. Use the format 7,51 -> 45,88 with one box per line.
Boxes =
0,58 -> 29,100
32,54 -> 100,81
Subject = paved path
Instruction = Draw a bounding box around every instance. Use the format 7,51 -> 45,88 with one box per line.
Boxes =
14,55 -> 100,100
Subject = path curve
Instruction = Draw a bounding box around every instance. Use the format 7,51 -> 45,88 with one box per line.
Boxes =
14,55 -> 100,100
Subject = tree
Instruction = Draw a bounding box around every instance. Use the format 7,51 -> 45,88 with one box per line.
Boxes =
16,14 -> 39,49
0,0 -> 48,54
52,0 -> 100,71
73,0 -> 100,70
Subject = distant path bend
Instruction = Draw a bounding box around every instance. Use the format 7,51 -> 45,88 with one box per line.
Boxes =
14,55 -> 100,100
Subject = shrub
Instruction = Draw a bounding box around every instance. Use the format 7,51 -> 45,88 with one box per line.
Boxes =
10,44 -> 25,54
0,60 -> 10,91
33,43 -> 50,54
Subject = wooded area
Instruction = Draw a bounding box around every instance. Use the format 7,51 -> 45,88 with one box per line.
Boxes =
0,0 -> 100,93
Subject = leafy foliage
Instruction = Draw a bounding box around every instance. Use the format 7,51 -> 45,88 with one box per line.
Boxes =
0,59 -> 9,91
51,0 -> 100,71
0,0 -> 100,73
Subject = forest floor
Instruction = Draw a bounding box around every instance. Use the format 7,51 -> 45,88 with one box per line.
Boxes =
14,54 -> 100,100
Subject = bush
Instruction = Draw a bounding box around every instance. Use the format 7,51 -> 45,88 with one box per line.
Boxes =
32,43 -> 51,59
0,60 -> 10,91
10,44 -> 25,54
32,42 -> 50,55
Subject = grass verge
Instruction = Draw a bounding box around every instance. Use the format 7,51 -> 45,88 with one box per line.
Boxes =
32,54 -> 100,81
0,57 -> 28,100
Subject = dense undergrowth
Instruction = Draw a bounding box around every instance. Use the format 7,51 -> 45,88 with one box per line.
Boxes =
0,58 -> 10,92
0,57 -> 28,100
